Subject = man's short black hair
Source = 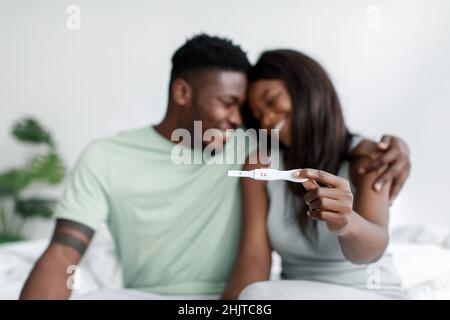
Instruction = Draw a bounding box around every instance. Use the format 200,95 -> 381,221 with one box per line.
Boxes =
170,34 -> 251,86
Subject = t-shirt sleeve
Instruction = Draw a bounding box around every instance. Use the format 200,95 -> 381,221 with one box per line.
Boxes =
54,141 -> 109,231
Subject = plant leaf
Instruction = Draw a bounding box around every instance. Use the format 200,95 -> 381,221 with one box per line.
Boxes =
0,170 -> 32,197
15,198 -> 55,218
0,233 -> 24,244
11,118 -> 54,147
27,153 -> 66,184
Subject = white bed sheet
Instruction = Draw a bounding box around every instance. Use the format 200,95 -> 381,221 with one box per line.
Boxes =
1,224 -> 450,300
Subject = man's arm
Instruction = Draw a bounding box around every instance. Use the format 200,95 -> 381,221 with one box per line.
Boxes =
221,159 -> 272,300
20,219 -> 94,300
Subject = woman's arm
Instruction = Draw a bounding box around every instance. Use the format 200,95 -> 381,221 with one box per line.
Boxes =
339,156 -> 391,263
221,159 -> 272,300
298,160 -> 391,264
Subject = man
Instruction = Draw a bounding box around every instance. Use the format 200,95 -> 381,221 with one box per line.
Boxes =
20,34 -> 410,299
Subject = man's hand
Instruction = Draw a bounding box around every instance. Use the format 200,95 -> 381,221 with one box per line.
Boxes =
351,135 -> 411,204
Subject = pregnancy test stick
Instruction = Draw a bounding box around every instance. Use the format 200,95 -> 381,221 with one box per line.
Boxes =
228,169 -> 308,183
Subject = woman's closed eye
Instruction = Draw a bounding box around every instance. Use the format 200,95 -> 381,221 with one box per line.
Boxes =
265,93 -> 280,108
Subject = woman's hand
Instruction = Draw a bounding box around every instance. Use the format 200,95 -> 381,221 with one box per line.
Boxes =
296,169 -> 355,236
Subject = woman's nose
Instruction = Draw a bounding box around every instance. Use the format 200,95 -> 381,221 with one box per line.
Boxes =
262,112 -> 275,128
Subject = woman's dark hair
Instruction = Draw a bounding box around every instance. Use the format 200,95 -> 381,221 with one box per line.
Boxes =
243,49 -> 353,241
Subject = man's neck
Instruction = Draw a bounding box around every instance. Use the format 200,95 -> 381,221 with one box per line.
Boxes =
154,109 -> 184,143
153,120 -> 173,142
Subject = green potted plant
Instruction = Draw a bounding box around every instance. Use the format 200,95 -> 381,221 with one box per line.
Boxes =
0,117 -> 66,244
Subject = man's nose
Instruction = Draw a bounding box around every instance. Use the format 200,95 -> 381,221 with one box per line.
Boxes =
228,106 -> 243,127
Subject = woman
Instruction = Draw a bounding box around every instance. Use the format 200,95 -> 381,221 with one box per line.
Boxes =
222,49 -> 402,299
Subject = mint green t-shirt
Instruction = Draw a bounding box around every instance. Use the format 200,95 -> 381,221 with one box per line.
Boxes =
55,126 -> 254,294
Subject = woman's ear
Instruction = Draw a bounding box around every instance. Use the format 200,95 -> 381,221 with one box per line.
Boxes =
171,78 -> 192,107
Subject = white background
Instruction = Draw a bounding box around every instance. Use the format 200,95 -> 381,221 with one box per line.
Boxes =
1,0 -> 449,233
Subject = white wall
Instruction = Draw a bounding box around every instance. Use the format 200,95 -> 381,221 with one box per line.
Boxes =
1,0 -> 449,229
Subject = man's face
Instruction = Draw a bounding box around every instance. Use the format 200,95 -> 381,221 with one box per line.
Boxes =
188,70 -> 247,150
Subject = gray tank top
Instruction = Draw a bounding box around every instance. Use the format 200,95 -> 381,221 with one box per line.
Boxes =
267,137 -> 402,296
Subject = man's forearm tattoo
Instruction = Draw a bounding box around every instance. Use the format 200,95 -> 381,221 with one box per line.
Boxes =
51,233 -> 89,255
51,219 -> 95,255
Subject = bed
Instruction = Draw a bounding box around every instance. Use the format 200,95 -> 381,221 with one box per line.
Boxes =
1,224 -> 450,300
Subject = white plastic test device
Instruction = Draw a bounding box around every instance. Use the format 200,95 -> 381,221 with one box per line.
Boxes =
228,169 -> 308,183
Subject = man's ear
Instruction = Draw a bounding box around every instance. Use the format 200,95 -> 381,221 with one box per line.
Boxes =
171,78 -> 192,107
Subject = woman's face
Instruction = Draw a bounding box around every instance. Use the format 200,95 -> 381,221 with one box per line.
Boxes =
248,79 -> 292,146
